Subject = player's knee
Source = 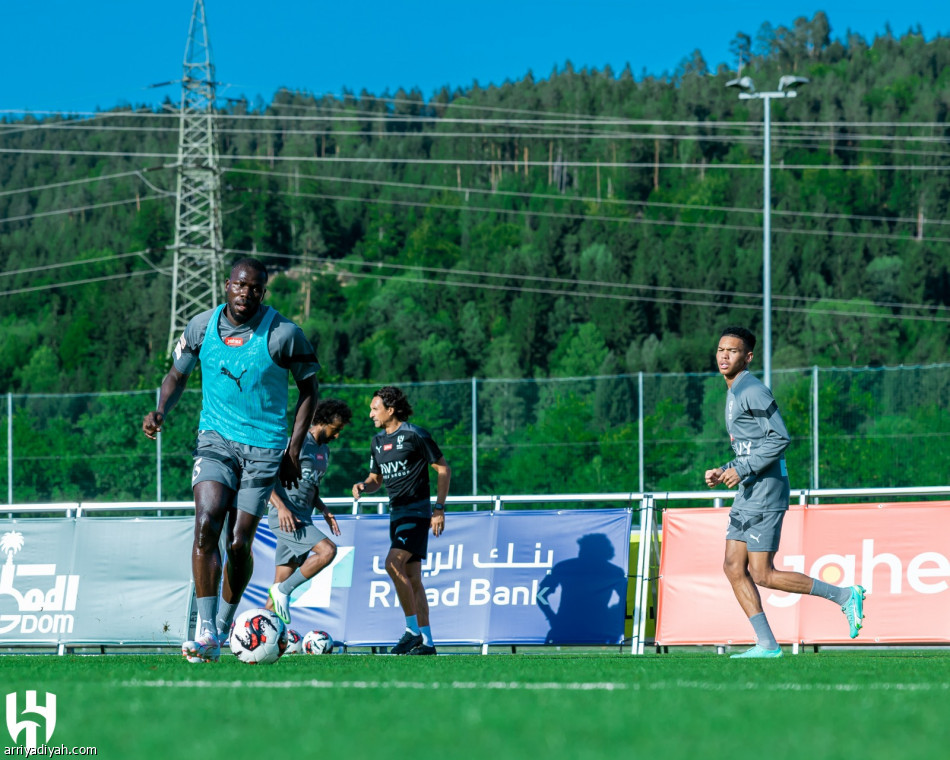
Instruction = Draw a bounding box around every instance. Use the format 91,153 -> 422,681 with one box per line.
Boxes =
227,532 -> 253,560
194,513 -> 223,550
722,557 -> 744,580
385,555 -> 406,578
749,567 -> 774,587
315,541 -> 337,565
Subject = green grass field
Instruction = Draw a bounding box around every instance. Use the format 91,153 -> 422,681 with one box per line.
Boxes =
3,650 -> 950,760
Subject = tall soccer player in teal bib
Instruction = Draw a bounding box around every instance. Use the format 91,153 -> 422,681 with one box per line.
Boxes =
704,326 -> 866,658
142,258 -> 319,663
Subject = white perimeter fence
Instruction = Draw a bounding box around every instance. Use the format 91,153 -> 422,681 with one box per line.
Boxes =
3,486 -> 949,654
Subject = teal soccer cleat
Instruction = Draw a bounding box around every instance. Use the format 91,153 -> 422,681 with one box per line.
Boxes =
730,644 -> 783,659
841,585 -> 866,639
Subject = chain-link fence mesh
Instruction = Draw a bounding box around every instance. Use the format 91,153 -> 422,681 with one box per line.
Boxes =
1,365 -> 948,503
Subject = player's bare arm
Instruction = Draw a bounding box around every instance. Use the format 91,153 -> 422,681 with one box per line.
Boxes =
269,488 -> 302,532
430,457 -> 451,537
352,473 -> 383,499
281,376 -> 318,490
142,366 -> 190,439
317,497 -> 342,537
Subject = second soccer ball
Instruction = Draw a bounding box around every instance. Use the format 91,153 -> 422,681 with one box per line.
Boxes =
302,629 -> 334,655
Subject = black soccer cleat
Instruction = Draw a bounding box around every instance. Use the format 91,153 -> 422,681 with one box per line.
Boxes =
390,630 -> 423,655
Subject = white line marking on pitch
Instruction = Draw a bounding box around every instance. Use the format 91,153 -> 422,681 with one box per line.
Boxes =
120,679 -> 950,692
665,680 -> 950,692
121,680 -> 629,691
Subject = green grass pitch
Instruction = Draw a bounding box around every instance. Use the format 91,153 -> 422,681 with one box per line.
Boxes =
3,650 -> 950,760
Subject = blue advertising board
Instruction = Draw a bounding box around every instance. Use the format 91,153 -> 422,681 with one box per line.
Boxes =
241,508 -> 632,647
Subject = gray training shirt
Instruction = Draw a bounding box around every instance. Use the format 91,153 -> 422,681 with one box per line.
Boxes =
172,304 -> 319,383
721,370 -> 791,512
267,432 -> 329,530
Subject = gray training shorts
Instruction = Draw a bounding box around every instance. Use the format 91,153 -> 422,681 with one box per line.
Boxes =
271,521 -> 333,566
191,429 -> 283,518
725,506 -> 786,553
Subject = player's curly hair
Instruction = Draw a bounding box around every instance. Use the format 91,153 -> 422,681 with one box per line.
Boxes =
721,326 -> 757,352
374,386 -> 413,421
311,398 -> 353,427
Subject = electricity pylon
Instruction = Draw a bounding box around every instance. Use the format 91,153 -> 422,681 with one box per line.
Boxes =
167,0 -> 223,353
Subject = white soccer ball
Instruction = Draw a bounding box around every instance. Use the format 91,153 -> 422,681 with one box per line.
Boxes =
284,628 -> 304,655
229,608 -> 286,664
302,629 -> 334,655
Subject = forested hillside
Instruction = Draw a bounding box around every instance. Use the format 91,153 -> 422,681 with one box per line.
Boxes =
1,12 -> 948,395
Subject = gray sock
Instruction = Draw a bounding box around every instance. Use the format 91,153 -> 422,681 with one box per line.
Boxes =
216,600 -> 239,636
810,579 -> 851,606
278,568 -> 308,596
196,596 -> 218,638
749,612 -> 779,650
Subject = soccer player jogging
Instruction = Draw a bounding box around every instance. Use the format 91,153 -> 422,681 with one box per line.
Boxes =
266,398 -> 353,625
704,326 -> 866,658
351,386 -> 451,655
141,257 -> 319,663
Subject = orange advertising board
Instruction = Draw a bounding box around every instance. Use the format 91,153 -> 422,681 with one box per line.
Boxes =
656,502 -> 950,645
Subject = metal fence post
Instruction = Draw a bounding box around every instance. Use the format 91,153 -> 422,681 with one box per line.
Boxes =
7,392 -> 12,506
638,372 -> 644,493
812,365 -> 819,492
156,387 -> 163,503
471,376 -> 477,496
631,494 -> 655,655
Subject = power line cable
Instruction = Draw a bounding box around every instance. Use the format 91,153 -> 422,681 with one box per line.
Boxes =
5,121 -> 946,157
0,250 -> 155,279
0,168 -> 171,199
229,248 -> 950,322
261,187 -> 950,244
4,242 -> 942,317
251,249 -> 950,315
238,250 -> 950,324
0,195 -> 167,226
3,107 -> 949,130
227,166 -> 950,229
0,268 -> 160,298
2,240 -> 944,326
1,145 -> 947,173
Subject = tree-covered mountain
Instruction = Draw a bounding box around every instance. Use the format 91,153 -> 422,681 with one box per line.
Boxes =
1,12 -> 948,395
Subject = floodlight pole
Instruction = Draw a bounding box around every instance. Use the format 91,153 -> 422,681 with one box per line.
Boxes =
736,87 -> 798,388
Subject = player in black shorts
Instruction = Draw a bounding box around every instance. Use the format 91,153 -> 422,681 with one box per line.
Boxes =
351,386 -> 451,655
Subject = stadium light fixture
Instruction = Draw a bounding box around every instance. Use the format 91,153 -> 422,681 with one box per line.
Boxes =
725,76 -> 756,93
727,75 -> 808,388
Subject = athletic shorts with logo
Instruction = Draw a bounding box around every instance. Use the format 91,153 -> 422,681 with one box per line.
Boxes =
390,515 -> 431,561
725,506 -> 786,552
270,520 -> 333,565
191,429 -> 283,517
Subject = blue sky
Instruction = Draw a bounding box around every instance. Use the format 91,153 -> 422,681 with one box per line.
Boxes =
0,1 -> 945,114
